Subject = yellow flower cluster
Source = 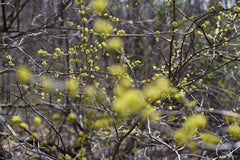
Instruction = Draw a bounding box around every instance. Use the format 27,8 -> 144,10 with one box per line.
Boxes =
67,113 -> 77,123
173,114 -> 208,146
41,77 -> 53,91
6,54 -> 12,60
67,21 -> 74,27
15,65 -> 32,83
172,21 -> 178,28
77,132 -> 86,146
77,148 -> 86,160
34,116 -> 42,127
91,0 -> 124,53
93,19 -> 112,35
110,64 -> 178,121
142,78 -> 177,102
30,132 -> 38,140
224,115 -> 240,123
173,90 -> 186,101
108,64 -> 127,78
105,37 -> 124,52
200,132 -> 221,145
42,61 -> 47,67
113,89 -> 145,115
94,117 -> 113,129
75,0 -> 83,5
55,47 -> 64,57
65,78 -> 79,97
20,122 -> 28,129
52,113 -> 61,124
117,30 -> 125,36
12,116 -> 22,125
184,100 -> 197,108
6,54 -> 14,66
114,76 -> 133,96
228,124 -> 240,140
38,49 -> 47,57
91,0 -> 108,13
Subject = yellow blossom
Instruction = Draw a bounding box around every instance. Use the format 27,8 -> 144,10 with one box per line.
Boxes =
8,61 -> 14,66
31,132 -> 38,139
117,30 -> 125,36
16,65 -> 32,83
123,129 -> 128,134
228,124 -> 240,140
12,116 -> 22,125
38,49 -> 47,57
20,122 -> 28,129
200,132 -> 221,145
52,113 -> 61,124
172,21 -> 178,27
173,128 -> 191,146
41,77 -> 53,91
34,117 -> 42,127
75,0 -> 83,5
188,141 -> 197,152
51,146 -> 57,152
155,31 -> 160,35
105,37 -> 124,51
218,1 -> 223,7
65,78 -> 79,97
82,17 -> 88,23
6,54 -> 12,60
108,64 -> 127,77
81,73 -> 88,77
94,117 -> 113,129
184,100 -> 197,108
185,114 -> 208,130
112,89 -> 145,115
93,19 -> 112,34
67,113 -> 77,123
174,90 -> 186,101
91,0 -> 108,13
67,21 -> 74,27
142,77 -> 177,101
65,154 -> 71,160
42,61 -> 47,67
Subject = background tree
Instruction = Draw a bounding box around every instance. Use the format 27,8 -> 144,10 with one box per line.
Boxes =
1,0 -> 240,159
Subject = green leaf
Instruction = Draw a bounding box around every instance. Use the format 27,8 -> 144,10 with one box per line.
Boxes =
207,72 -> 214,77
131,146 -> 138,153
111,5 -> 117,11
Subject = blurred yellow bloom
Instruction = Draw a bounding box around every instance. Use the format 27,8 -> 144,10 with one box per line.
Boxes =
67,113 -> 77,123
65,78 -> 79,97
91,0 -> 108,13
112,89 -> 145,115
41,77 -> 53,91
31,132 -> 38,139
52,113 -> 61,124
108,64 -> 127,76
228,124 -> 240,140
34,117 -> 42,127
200,132 -> 221,145
93,18 -> 112,34
12,116 -> 22,125
20,122 -> 28,129
105,37 -> 124,52
16,65 -> 32,83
